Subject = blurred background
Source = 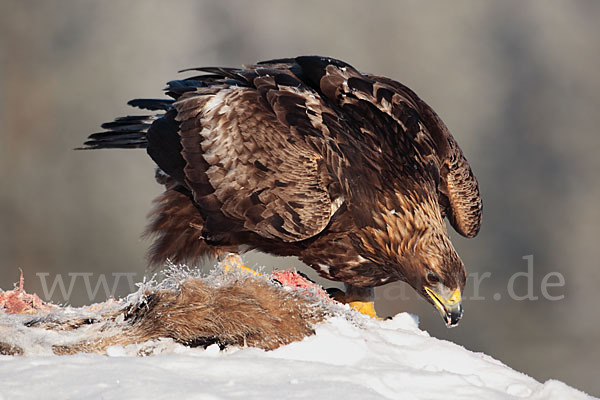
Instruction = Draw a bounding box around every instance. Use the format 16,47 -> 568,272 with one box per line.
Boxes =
1,0 -> 599,395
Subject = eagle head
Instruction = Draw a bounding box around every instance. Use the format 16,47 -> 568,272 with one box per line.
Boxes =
364,191 -> 467,327
410,230 -> 466,328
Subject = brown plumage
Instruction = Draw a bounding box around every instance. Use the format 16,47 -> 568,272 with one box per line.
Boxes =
80,56 -> 482,326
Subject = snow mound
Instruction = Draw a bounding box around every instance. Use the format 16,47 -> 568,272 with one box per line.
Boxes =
0,311 -> 594,399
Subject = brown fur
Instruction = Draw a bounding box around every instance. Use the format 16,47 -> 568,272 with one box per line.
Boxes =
0,342 -> 23,356
48,277 -> 326,355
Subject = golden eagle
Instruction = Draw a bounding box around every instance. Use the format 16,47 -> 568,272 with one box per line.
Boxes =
81,56 -> 482,327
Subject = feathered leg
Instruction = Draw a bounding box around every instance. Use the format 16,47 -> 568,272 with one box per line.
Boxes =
144,184 -> 238,267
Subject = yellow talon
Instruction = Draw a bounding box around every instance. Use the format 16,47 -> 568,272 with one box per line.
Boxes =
221,254 -> 260,276
331,285 -> 382,319
223,264 -> 260,275
348,301 -> 381,320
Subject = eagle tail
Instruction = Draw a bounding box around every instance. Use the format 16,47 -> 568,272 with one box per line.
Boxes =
77,98 -> 174,150
77,115 -> 152,149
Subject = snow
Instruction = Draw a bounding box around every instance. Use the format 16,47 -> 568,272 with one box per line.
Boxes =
0,311 -> 595,399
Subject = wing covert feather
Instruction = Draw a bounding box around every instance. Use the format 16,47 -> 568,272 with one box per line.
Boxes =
174,85 -> 334,242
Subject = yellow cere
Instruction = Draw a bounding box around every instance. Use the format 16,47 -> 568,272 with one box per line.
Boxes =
446,289 -> 461,306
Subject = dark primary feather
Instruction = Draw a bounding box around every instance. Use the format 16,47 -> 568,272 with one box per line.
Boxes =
79,115 -> 156,149
128,98 -> 174,111
79,56 -> 482,290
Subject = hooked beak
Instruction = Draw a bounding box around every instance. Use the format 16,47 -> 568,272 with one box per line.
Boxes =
424,286 -> 463,328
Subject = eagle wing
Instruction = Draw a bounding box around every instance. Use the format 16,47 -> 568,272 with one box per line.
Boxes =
293,56 -> 482,238
436,135 -> 482,238
168,71 -> 341,243
360,73 -> 482,238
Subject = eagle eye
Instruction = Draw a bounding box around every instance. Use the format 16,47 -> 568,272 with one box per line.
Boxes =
426,272 -> 441,285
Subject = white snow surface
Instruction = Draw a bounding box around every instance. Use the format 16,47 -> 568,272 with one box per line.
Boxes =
0,311 -> 594,400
